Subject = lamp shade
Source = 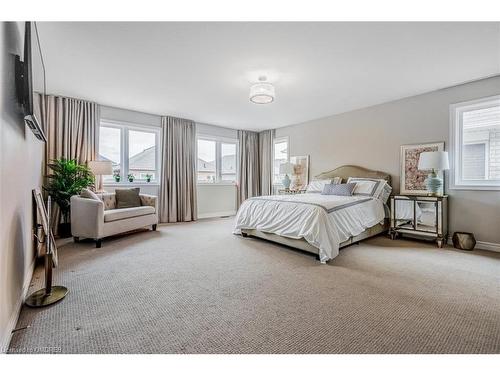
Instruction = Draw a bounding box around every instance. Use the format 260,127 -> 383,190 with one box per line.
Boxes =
418,151 -> 449,171
279,162 -> 293,174
88,160 -> 113,175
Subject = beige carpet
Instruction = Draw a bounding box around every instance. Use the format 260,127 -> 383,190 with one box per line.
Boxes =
8,218 -> 500,354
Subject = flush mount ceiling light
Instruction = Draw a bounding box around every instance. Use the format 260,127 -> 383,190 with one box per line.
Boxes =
249,76 -> 275,104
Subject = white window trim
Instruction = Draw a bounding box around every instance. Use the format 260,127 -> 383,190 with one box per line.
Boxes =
100,119 -> 161,186
273,136 -> 289,186
449,94 -> 500,191
196,134 -> 238,185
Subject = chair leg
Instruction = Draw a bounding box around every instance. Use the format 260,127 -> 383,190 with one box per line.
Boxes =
73,236 -> 80,243
152,224 -> 157,231
95,239 -> 102,248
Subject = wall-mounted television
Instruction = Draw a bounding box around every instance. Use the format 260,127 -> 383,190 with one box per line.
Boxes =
15,21 -> 47,142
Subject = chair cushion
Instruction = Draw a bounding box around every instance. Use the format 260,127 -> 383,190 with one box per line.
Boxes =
104,206 -> 155,222
115,188 -> 141,209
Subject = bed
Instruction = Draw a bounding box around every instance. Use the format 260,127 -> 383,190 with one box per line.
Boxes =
233,165 -> 392,263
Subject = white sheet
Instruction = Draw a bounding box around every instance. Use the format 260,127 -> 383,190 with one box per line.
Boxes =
233,193 -> 385,263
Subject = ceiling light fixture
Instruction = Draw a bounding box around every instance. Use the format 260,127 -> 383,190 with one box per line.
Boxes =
249,76 -> 275,104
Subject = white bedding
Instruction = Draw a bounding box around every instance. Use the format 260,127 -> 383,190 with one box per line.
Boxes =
233,193 -> 385,263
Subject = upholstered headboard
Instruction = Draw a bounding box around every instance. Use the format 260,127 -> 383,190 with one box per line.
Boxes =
314,165 -> 392,187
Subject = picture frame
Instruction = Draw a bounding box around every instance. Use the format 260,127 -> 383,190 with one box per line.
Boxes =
400,142 -> 445,195
33,188 -> 58,267
290,155 -> 310,190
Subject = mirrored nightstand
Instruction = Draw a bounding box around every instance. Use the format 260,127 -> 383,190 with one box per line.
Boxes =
389,195 -> 448,247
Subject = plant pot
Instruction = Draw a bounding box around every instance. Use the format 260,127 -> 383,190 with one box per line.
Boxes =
58,222 -> 72,238
146,179 -> 151,183
128,179 -> 134,183
114,177 -> 121,183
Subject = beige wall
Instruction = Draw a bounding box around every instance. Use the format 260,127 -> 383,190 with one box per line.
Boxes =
0,22 -> 45,351
276,75 -> 500,245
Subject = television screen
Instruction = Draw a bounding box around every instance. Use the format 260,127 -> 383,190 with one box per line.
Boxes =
15,21 -> 46,142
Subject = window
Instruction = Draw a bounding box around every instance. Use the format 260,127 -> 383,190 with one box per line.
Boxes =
128,129 -> 157,181
273,137 -> 289,184
99,120 -> 160,184
450,95 -> 500,190
99,126 -> 121,181
197,136 -> 238,184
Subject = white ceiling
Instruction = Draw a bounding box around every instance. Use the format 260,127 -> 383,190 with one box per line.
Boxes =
33,22 -> 500,131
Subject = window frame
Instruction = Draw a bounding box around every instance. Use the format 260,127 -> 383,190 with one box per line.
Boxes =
273,136 -> 289,185
196,134 -> 238,185
449,94 -> 500,191
99,119 -> 161,186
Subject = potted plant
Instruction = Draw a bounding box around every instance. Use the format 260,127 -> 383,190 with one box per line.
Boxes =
44,158 -> 94,237
127,174 -> 135,183
145,174 -> 152,183
113,170 -> 121,182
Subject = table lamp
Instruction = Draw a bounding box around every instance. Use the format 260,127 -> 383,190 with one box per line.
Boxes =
279,162 -> 294,189
418,151 -> 449,195
88,160 -> 113,192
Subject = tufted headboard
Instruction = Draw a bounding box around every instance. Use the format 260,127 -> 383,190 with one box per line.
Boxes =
314,165 -> 392,187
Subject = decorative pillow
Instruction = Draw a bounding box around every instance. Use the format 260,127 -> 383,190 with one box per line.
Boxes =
331,176 -> 342,184
321,183 -> 356,196
80,188 -> 100,201
100,193 -> 117,210
115,188 -> 141,209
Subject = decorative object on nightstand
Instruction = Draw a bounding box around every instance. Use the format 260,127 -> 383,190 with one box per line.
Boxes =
89,160 -> 113,193
452,232 -> 476,251
400,142 -> 445,195
290,155 -> 310,190
278,188 -> 306,195
418,151 -> 449,196
389,194 -> 448,248
279,162 -> 293,189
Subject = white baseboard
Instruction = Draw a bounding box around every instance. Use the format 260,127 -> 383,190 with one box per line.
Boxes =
198,210 -> 236,219
447,238 -> 500,253
475,241 -> 500,253
0,258 -> 36,353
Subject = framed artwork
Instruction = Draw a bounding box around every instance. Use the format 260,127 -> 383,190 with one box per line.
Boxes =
290,155 -> 310,190
400,142 -> 445,195
33,188 -> 58,267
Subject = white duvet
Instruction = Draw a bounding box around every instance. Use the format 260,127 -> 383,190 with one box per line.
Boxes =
233,193 -> 385,263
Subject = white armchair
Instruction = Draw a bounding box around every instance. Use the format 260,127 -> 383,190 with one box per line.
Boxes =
70,192 -> 158,247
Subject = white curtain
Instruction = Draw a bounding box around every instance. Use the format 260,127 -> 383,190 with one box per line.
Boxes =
237,130 -> 260,207
159,116 -> 197,222
259,129 -> 275,196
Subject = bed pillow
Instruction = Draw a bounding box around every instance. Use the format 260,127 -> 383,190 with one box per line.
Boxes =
115,188 -> 141,209
321,183 -> 356,196
347,177 -> 391,202
306,179 -> 332,193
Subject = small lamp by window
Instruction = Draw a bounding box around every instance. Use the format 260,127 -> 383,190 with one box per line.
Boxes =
418,151 -> 449,195
88,160 -> 113,193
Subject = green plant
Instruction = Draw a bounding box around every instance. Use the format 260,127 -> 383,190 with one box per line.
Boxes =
113,170 -> 121,182
44,158 -> 94,223
127,173 -> 135,182
145,174 -> 152,182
